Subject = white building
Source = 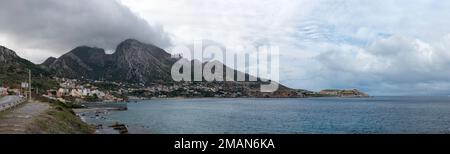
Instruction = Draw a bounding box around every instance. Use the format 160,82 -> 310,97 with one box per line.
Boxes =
58,88 -> 69,94
91,90 -> 106,98
82,88 -> 91,96
70,89 -> 83,97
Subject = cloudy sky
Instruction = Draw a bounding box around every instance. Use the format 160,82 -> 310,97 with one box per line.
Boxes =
1,0 -> 450,95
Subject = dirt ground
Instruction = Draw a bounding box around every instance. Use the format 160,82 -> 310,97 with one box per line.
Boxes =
0,101 -> 49,134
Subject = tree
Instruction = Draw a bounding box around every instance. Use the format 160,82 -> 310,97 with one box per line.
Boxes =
85,94 -> 99,102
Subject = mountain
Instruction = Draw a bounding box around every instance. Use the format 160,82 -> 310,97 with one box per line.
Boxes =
0,46 -> 55,89
0,46 -> 44,74
40,57 -> 57,68
0,40 -> 365,98
0,46 -> 50,76
42,39 -> 177,83
110,39 -> 177,83
0,41 -> 308,97
41,39 -> 306,97
42,39 -> 280,84
42,46 -> 112,79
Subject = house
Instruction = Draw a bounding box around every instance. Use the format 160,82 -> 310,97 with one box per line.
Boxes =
70,89 -> 83,97
91,89 -> 106,98
46,90 -> 57,97
57,88 -> 69,98
82,88 -> 91,96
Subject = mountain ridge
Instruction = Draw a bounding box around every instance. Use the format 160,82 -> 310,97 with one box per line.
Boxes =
0,45 -> 56,90
0,41 -> 368,98
40,39 -> 177,83
0,45 -> 48,76
38,39 -> 301,96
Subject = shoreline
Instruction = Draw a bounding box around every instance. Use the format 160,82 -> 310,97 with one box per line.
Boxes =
75,96 -> 373,134
73,96 -> 450,134
95,95 -> 372,104
74,106 -> 129,134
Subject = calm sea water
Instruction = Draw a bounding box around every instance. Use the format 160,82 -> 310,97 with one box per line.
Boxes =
82,97 -> 450,134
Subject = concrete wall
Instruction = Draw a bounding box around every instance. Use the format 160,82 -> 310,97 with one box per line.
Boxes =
0,97 -> 26,112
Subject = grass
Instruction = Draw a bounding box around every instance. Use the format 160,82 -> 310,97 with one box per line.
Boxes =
0,107 -> 10,117
0,100 -> 27,116
28,97 -> 94,134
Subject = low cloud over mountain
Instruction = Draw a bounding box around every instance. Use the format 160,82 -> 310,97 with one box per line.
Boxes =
0,0 -> 171,63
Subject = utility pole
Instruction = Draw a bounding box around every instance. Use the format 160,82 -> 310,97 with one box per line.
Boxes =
29,69 -> 32,101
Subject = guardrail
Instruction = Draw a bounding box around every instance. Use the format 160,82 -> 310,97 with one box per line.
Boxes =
0,97 -> 27,112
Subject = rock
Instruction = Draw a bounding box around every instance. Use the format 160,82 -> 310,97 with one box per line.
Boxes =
109,122 -> 128,134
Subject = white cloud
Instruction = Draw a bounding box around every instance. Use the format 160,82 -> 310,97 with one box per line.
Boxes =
314,34 -> 450,95
2,0 -> 450,95
0,0 -> 171,63
119,0 -> 317,46
280,0 -> 450,95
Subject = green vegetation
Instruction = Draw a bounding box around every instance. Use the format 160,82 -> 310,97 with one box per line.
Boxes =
0,72 -> 57,94
0,72 -> 27,87
29,97 -> 94,134
91,82 -> 120,91
85,94 -> 100,102
32,77 -> 59,94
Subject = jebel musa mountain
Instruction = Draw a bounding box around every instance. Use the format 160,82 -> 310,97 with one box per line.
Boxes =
1,39 -> 307,98
40,39 -> 177,84
40,39 -> 273,86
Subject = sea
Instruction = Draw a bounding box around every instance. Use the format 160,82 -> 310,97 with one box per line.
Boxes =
79,96 -> 450,134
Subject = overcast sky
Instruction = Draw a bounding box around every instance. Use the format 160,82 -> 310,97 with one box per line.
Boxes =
1,0 -> 450,95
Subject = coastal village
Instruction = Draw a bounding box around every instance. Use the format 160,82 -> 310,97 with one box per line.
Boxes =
1,76 -> 369,104
42,78 -> 125,103
39,77 -> 270,103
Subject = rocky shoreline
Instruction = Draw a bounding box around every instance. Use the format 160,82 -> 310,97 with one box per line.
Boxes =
74,94 -> 372,134
74,104 -> 129,134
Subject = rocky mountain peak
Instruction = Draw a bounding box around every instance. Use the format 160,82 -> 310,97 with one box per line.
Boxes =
115,39 -> 171,60
0,46 -> 19,63
0,45 -> 49,77
119,38 -> 141,46
67,46 -> 106,60
111,39 -> 176,83
40,57 -> 57,67
40,39 -> 177,83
